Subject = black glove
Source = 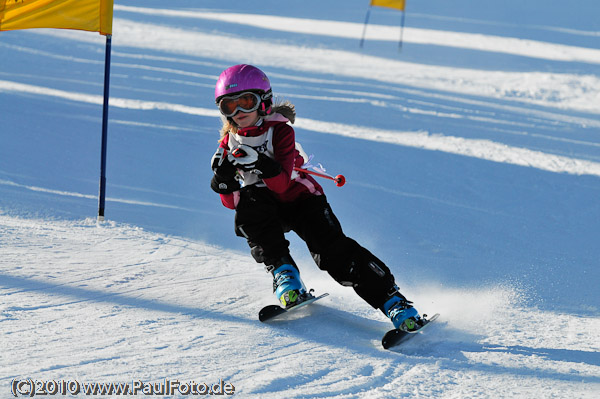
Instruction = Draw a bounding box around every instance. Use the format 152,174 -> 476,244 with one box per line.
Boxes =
210,148 -> 239,194
210,174 -> 239,194
211,148 -> 237,179
252,153 -> 282,179
227,144 -> 281,179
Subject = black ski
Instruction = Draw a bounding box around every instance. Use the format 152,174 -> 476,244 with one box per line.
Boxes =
259,292 -> 329,322
381,313 -> 440,349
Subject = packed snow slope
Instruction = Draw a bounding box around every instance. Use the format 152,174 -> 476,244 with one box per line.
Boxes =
1,0 -> 599,398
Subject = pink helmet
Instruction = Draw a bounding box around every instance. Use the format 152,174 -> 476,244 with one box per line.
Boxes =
215,65 -> 273,114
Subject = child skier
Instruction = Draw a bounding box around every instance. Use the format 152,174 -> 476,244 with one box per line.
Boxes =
210,64 -> 422,331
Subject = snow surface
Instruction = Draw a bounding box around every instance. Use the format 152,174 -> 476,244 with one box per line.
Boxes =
1,0 -> 599,397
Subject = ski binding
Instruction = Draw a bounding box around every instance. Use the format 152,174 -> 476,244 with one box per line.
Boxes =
259,291 -> 329,322
381,313 -> 440,349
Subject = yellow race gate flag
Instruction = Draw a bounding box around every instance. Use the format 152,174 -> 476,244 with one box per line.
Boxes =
1,0 -> 115,220
0,0 -> 113,35
370,0 -> 405,11
360,0 -> 407,49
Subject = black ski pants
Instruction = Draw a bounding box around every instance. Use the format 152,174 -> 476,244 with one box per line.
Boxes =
234,185 -> 398,310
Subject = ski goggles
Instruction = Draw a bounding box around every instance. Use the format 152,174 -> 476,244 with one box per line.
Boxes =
218,92 -> 262,117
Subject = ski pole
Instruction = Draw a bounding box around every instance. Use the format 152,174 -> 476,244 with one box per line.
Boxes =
294,167 -> 346,187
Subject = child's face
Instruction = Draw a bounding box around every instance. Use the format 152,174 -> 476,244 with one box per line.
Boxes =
232,110 -> 259,128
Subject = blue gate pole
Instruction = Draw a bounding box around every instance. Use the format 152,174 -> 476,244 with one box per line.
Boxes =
359,7 -> 372,48
398,11 -> 406,51
98,34 -> 112,222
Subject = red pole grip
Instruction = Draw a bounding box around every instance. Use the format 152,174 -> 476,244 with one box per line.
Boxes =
294,167 -> 346,187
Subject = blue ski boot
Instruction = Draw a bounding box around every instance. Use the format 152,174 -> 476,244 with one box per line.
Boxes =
272,264 -> 308,308
382,292 -> 422,331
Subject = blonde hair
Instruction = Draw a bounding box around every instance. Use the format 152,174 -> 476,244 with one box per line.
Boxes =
219,117 -> 238,141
